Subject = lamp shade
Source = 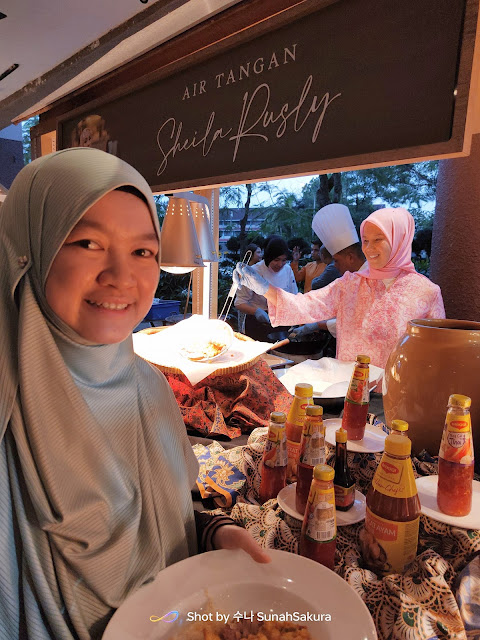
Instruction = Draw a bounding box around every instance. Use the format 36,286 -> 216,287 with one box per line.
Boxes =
189,199 -> 218,263
159,197 -> 204,269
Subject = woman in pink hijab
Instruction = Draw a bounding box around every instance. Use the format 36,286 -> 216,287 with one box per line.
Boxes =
234,207 -> 445,370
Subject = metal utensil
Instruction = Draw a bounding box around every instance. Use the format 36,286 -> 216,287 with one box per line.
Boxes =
218,250 -> 252,322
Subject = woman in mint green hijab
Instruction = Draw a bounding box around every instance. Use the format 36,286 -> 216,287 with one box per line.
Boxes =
0,148 -> 268,640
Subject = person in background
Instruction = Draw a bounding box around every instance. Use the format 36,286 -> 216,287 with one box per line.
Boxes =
234,236 -> 297,341
295,204 -> 366,339
291,239 -> 326,293
234,207 -> 445,371
0,148 -> 269,640
311,245 -> 341,290
246,243 -> 263,265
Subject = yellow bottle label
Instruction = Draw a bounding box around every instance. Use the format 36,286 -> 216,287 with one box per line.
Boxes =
264,426 -> 287,468
286,439 -> 300,481
346,365 -> 369,405
334,484 -> 355,507
439,413 -> 474,464
363,508 -> 419,574
372,455 -> 417,499
287,397 -> 314,427
304,487 -> 336,542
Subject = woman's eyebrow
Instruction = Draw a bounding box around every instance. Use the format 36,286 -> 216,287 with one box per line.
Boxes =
72,219 -> 158,242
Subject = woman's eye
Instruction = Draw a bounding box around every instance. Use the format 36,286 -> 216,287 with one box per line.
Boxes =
76,239 -> 100,250
134,248 -> 155,257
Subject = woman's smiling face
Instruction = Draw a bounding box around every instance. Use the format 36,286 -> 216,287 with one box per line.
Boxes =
45,190 -> 159,344
361,222 -> 392,270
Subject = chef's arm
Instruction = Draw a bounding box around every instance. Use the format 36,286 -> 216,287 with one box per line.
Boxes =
235,301 -> 258,316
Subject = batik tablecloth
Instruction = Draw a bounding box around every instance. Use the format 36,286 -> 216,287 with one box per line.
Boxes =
195,428 -> 480,640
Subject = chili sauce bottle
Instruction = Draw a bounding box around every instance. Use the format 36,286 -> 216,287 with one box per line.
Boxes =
391,419 -> 409,436
361,434 -> 420,575
258,411 -> 287,503
437,394 -> 474,517
334,427 -> 355,511
296,405 -> 326,515
299,464 -> 336,571
341,355 -> 370,441
285,383 -> 314,483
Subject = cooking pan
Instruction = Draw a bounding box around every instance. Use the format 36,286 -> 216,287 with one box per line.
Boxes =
267,329 -> 332,356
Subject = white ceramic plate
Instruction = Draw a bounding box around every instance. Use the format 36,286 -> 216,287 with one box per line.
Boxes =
416,476 -> 480,529
277,483 -> 366,526
324,419 -> 387,453
103,549 -> 377,640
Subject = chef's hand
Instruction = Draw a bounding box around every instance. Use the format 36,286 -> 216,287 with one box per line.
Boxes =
289,322 -> 319,341
213,524 -> 271,563
233,263 -> 269,295
254,308 -> 270,324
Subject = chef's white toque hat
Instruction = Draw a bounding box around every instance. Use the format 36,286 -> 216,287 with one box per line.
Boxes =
312,203 -> 359,256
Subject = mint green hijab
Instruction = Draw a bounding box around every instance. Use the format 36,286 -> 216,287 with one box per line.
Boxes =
0,148 -> 198,639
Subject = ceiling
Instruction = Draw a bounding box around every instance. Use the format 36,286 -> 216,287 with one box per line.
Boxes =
0,0 -> 242,130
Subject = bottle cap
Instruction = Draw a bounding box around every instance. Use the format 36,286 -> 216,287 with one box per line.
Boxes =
448,394 -> 471,409
306,405 -> 323,416
270,411 -> 286,424
356,355 -> 370,364
313,464 -> 335,481
384,433 -> 411,456
335,427 -> 348,443
391,419 -> 409,432
294,383 -> 314,398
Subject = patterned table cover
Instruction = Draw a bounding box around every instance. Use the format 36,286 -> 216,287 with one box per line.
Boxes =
194,426 -> 480,640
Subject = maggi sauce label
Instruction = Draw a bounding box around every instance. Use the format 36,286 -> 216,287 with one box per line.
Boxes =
334,484 -> 355,508
346,366 -> 369,405
305,487 -> 336,543
264,426 -> 287,467
287,397 -> 313,427
300,430 -> 326,467
372,456 -> 417,498
362,508 -> 419,574
286,439 -> 300,481
439,413 -> 473,464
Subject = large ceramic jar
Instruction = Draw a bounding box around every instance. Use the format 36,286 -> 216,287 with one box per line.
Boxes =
383,319 -> 480,467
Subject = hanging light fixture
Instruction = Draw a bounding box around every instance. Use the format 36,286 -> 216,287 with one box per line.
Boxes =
188,195 -> 218,264
159,197 -> 204,274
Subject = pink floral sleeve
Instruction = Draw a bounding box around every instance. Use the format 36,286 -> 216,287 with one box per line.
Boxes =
267,278 -> 342,327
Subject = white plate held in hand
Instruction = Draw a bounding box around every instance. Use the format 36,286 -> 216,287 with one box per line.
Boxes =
103,549 -> 377,640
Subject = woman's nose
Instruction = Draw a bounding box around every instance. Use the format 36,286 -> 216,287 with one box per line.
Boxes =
97,255 -> 136,288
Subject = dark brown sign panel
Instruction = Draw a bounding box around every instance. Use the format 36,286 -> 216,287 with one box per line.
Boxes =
59,0 -> 469,191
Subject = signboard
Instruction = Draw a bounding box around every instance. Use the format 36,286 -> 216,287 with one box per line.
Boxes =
58,0 -> 472,191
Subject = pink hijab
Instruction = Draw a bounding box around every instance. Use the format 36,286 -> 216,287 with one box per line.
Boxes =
358,207 -> 417,279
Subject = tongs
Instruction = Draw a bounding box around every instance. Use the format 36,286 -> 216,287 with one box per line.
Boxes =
218,250 -> 252,322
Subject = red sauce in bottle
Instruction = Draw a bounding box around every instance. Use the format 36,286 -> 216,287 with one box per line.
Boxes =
437,394 -> 474,517
296,405 -> 325,515
341,355 -> 370,441
299,464 -> 336,570
259,412 -> 287,504
362,434 -> 420,575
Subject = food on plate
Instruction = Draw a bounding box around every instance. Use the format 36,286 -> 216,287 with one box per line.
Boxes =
173,619 -> 312,640
181,340 -> 227,361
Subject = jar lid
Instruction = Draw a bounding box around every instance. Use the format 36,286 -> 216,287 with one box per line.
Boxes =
294,383 -> 314,397
335,427 -> 348,443
384,433 -> 411,456
306,405 -> 323,416
391,419 -> 409,432
448,394 -> 471,409
270,411 -> 286,424
356,354 -> 370,364
313,464 -> 335,481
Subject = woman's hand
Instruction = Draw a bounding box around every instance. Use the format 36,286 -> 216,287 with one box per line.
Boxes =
213,524 -> 271,563
233,263 -> 269,295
